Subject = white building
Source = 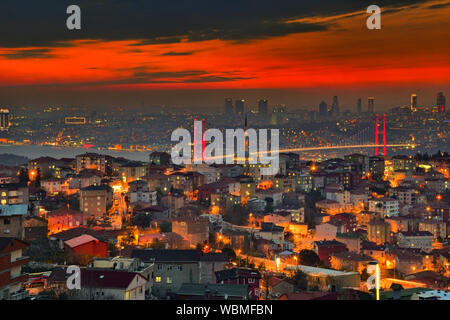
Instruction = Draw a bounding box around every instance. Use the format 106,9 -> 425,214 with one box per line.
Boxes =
397,231 -> 434,252
325,184 -> 351,205
128,180 -> 157,204
369,197 -> 399,217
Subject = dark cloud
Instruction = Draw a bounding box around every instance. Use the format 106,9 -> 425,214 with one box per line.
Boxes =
426,2 -> 450,9
1,69 -> 251,87
133,71 -> 207,79
161,51 -> 196,56
75,70 -> 211,86
0,48 -> 54,59
183,75 -> 254,83
0,0 -> 430,48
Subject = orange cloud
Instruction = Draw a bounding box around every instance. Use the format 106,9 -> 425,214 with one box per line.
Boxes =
0,1 -> 449,91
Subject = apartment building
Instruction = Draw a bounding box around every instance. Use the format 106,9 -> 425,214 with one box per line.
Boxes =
0,237 -> 29,300
0,183 -> 29,205
0,204 -> 27,240
131,249 -> 228,299
76,153 -> 106,174
80,185 -> 113,219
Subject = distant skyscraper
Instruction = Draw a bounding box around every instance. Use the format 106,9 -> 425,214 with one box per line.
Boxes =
224,98 -> 233,115
331,96 -> 339,117
235,99 -> 245,116
0,109 -> 9,132
437,92 -> 446,112
368,97 -> 375,113
258,99 -> 268,117
357,98 -> 362,114
271,106 -> 286,125
411,94 -> 417,110
319,101 -> 328,119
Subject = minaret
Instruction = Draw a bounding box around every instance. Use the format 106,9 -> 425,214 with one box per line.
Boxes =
244,113 -> 249,163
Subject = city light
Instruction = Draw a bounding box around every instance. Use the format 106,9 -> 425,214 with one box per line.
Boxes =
1,1 -> 450,304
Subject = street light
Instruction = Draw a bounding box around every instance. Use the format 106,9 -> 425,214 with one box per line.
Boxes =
368,261 -> 380,301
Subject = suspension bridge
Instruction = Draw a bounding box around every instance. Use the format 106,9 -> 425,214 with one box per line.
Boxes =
280,114 -> 415,156
191,114 -> 416,162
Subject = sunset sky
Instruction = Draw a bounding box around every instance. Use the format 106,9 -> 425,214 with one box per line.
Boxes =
0,0 -> 449,110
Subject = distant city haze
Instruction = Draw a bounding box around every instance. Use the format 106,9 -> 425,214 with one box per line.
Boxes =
1,86 -> 448,112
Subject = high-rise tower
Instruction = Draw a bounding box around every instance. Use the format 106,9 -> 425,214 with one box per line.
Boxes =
331,96 -> 339,117
224,98 -> 233,115
357,98 -> 362,114
235,99 -> 245,116
411,94 -> 417,110
0,109 -> 10,132
368,97 -> 375,113
319,101 -> 328,119
258,99 -> 268,118
437,92 -> 446,112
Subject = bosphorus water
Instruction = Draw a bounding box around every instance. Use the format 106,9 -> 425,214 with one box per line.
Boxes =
0,144 -> 151,162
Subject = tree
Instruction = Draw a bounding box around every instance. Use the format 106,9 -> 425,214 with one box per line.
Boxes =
224,204 -> 250,226
221,247 -> 236,261
86,216 -> 96,228
132,212 -> 152,229
284,231 -> 294,242
442,190 -> 450,205
304,190 -> 323,227
18,168 -> 29,184
298,249 -> 321,266
257,262 -> 266,271
159,221 -> 172,233
122,230 -> 136,245
287,270 -> 308,290
360,268 -> 370,282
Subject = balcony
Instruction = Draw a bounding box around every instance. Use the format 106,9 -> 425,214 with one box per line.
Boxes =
10,273 -> 29,284
10,256 -> 30,268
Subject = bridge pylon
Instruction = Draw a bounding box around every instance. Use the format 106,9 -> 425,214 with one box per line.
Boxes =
375,114 -> 387,157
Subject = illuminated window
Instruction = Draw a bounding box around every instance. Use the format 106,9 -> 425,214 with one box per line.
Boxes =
167,277 -> 172,284
155,276 -> 161,282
